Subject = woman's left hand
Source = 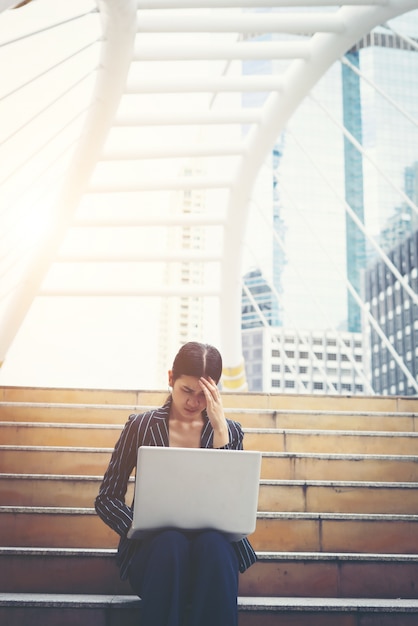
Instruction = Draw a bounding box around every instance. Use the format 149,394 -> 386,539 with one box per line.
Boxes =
199,377 -> 229,448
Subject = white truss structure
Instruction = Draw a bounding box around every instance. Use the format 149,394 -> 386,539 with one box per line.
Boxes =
0,0 -> 417,389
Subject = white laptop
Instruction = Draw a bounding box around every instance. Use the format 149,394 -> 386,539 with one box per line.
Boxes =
127,446 -> 261,542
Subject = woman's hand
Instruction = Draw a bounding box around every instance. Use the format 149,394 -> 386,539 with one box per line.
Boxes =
199,377 -> 229,448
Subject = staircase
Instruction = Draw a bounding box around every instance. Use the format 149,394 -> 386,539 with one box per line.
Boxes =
1,386 -> 418,625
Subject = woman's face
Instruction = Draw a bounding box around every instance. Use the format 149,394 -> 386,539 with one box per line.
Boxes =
169,373 -> 207,420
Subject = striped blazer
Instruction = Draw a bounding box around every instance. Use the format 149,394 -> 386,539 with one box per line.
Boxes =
95,398 -> 258,580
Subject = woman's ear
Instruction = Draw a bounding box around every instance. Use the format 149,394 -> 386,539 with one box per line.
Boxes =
168,370 -> 173,388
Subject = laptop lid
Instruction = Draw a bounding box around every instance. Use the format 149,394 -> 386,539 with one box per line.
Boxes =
127,446 -> 261,542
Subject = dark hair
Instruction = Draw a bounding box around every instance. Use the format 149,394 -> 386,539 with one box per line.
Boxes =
171,342 -> 222,384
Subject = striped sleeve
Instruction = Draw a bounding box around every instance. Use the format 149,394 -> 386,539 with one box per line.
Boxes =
218,419 -> 258,572
95,413 -> 141,537
217,419 -> 244,450
233,536 -> 258,573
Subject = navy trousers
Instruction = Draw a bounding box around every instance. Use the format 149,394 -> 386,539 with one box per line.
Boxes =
127,529 -> 239,626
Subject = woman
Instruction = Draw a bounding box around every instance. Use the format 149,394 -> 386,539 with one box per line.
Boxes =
95,341 -> 257,626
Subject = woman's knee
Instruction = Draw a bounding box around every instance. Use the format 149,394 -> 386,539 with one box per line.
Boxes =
193,530 -> 231,551
191,531 -> 238,568
152,529 -> 190,555
128,530 -> 190,594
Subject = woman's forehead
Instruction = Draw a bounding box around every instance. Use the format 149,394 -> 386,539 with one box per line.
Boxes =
177,374 -> 203,390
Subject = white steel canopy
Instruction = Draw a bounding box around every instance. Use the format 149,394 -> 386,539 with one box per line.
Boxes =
0,0 -> 416,389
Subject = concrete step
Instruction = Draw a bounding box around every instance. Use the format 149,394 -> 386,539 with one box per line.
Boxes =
0,387 -> 155,406
0,421 -> 124,448
2,402 -> 417,431
1,473 -> 417,515
261,451 -> 418,482
1,548 -> 417,599
0,403 -> 136,426
1,446 -> 417,482
1,593 -> 418,626
2,421 -> 417,455
245,429 -> 418,455
1,506 -> 418,553
1,387 -> 417,625
2,385 -> 417,413
0,474 -> 135,508
258,479 -> 418,514
0,445 -> 113,476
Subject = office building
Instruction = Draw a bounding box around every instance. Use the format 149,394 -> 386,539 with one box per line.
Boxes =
242,268 -> 280,329
363,229 -> 418,396
242,327 -> 365,395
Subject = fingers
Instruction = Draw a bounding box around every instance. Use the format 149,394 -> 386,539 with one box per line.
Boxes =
199,376 -> 219,400
199,377 -> 222,410
199,378 -> 227,445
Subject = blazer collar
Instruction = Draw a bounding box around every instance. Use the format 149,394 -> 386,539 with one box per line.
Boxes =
146,397 -> 213,449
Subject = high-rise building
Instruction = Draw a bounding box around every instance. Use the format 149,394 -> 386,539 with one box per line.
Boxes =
242,327 -> 365,395
157,162 -> 207,386
241,268 -> 280,330
241,11 -> 418,394
343,30 -> 418,332
378,161 -> 418,255
363,228 -> 418,396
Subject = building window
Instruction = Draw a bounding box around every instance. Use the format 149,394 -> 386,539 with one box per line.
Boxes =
272,380 -> 280,387
285,380 -> 295,388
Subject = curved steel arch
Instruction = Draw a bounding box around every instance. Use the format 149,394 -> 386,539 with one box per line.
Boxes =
0,0 -> 417,389
0,0 -> 137,365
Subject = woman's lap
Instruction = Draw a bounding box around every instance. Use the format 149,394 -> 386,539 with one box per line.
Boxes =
128,529 -> 239,626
